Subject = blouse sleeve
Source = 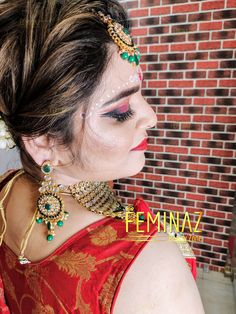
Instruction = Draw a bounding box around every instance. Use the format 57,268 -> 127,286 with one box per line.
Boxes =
0,275 -> 10,313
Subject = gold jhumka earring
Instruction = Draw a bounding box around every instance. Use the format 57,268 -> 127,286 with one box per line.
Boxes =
35,161 -> 69,241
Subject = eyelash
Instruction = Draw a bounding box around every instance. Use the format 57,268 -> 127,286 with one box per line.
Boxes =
102,107 -> 135,122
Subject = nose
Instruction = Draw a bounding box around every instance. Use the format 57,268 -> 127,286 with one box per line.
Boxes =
135,97 -> 157,130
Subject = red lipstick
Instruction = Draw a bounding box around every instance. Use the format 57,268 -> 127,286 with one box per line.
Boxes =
131,138 -> 147,151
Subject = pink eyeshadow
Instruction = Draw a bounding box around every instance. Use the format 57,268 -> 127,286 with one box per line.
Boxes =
118,103 -> 129,113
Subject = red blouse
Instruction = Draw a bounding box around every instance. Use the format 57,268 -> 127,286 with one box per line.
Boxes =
0,170 -> 196,314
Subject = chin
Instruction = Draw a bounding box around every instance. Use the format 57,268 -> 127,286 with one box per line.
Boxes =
126,156 -> 146,177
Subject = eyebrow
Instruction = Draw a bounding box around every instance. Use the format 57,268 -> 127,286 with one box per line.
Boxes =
101,84 -> 141,108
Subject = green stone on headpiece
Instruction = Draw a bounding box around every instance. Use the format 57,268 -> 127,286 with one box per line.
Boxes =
95,11 -> 141,66
121,52 -> 129,60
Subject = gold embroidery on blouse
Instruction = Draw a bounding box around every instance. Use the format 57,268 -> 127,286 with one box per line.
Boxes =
89,225 -> 118,246
32,303 -> 55,314
53,250 -> 97,279
24,267 -> 43,301
75,280 -> 93,314
99,271 -> 124,314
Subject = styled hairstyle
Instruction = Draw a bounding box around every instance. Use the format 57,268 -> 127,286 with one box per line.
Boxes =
0,0 -> 129,180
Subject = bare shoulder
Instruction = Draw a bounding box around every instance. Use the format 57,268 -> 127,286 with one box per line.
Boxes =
113,231 -> 205,314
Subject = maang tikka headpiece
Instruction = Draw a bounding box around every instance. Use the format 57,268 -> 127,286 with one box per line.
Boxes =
94,10 -> 141,66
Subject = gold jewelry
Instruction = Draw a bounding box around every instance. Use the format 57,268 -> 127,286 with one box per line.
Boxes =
94,10 -> 141,66
35,161 -> 69,242
57,181 -> 137,221
35,162 -> 138,241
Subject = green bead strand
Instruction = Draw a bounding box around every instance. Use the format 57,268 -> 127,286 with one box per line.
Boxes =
121,52 -> 129,60
128,55 -> 135,63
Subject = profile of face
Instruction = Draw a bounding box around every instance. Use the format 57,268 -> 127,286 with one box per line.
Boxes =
24,45 -> 157,184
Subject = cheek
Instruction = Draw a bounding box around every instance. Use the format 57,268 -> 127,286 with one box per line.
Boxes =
84,111 -> 134,156
95,133 -> 132,154
85,119 -> 133,154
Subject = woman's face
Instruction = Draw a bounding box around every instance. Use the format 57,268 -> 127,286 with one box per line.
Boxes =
53,46 -> 157,184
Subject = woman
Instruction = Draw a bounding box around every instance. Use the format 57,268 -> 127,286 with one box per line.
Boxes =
0,0 -> 204,313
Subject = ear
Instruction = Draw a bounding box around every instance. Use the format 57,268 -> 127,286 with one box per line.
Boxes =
21,134 -> 56,166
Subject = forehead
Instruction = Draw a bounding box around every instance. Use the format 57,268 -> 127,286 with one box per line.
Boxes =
92,47 -> 142,104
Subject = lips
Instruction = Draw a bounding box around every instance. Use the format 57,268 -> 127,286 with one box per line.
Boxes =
131,138 -> 148,151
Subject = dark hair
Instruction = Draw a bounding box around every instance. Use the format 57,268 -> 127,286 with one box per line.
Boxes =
0,0 -> 129,180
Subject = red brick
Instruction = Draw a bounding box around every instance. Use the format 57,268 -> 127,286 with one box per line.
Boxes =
186,193 -> 205,201
148,81 -> 167,88
197,61 -> 219,69
171,43 -> 196,51
200,22 -> 222,31
190,148 -> 211,155
150,7 -> 170,15
162,204 -> 184,212
212,30 -> 236,40
127,186 -> 143,193
156,114 -> 165,121
215,116 -> 236,123
150,45 -> 168,53
140,0 -> 161,7
196,80 -> 217,87
223,40 -> 236,48
191,132 -> 212,140
202,0 -> 225,10
227,0 -> 236,7
130,9 -> 149,18
204,238 -> 222,246
145,174 -> 162,181
131,28 -> 148,36
212,150 -> 233,157
148,145 -> 164,152
188,164 -> 209,171
194,98 -> 215,105
209,181 -> 230,189
188,179 -> 208,186
169,80 -> 193,88
173,3 -> 199,13
206,210 -> 226,218
166,115 -> 191,122
220,79 -> 236,87
139,46 -> 148,54
198,41 -> 221,50
164,176 -> 186,184
193,115 -> 214,122
165,147 -> 188,154
134,173 -> 144,179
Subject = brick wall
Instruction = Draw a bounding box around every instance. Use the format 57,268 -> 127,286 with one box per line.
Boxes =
115,0 -> 236,272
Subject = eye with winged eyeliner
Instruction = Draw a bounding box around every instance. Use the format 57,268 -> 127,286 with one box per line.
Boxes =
101,105 -> 136,123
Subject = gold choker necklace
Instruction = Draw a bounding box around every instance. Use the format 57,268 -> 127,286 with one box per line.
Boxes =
57,181 -> 136,221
